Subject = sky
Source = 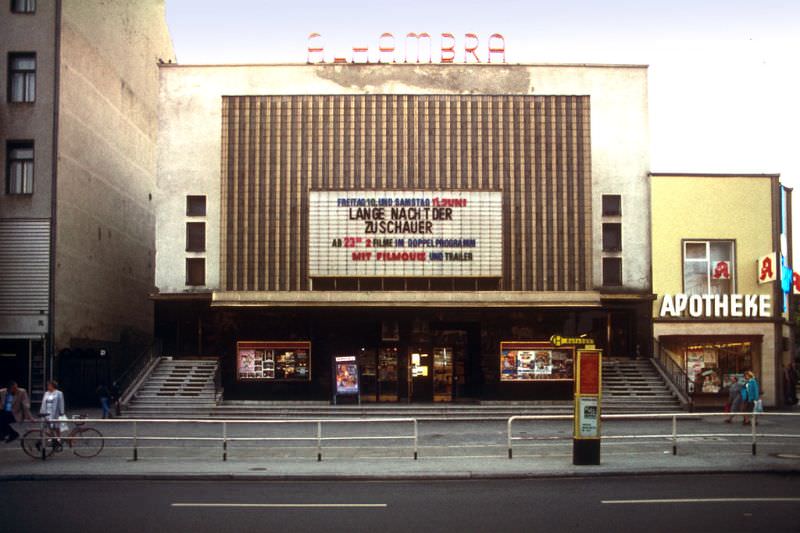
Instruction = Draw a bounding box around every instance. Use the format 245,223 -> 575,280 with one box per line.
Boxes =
165,0 -> 800,239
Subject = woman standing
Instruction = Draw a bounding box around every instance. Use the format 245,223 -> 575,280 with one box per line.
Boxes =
741,371 -> 760,425
40,380 -> 66,447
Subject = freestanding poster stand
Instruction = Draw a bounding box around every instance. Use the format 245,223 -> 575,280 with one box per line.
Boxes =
333,355 -> 360,405
573,348 -> 602,465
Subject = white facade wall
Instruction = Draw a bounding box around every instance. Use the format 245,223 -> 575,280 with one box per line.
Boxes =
156,64 -> 649,294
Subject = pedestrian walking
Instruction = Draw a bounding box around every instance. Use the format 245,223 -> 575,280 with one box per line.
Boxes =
110,381 -> 121,417
783,362 -> 798,406
40,380 -> 66,447
724,375 -> 744,423
96,383 -> 112,419
0,381 -> 34,443
741,371 -> 760,425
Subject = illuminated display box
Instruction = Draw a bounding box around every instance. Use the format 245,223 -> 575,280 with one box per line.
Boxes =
236,341 -> 311,381
500,341 -> 575,381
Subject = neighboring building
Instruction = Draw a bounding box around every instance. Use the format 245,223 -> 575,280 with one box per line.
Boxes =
651,173 -> 793,408
154,63 -> 653,402
0,1 -> 174,403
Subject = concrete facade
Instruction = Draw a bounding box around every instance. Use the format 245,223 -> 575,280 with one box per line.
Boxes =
53,0 -> 174,348
155,64 -> 650,296
1,0 -> 174,401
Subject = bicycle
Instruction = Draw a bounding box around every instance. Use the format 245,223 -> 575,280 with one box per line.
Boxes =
21,415 -> 104,459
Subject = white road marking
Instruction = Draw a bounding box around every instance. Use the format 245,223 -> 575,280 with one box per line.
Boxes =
602,498 -> 800,505
171,503 -> 387,509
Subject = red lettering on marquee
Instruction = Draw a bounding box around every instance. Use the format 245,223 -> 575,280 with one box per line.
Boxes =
793,271 -> 800,294
405,32 -> 432,63
306,32 -> 507,64
464,33 -> 480,63
760,256 -> 774,281
440,33 -> 456,64
378,32 -> 395,63
488,33 -> 506,63
307,32 -> 324,63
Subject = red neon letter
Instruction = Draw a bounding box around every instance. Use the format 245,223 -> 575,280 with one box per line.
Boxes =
464,33 -> 480,63
378,32 -> 395,63
307,32 -> 324,63
488,33 -> 506,64
440,33 -> 456,63
405,32 -> 432,63
352,45 -> 369,63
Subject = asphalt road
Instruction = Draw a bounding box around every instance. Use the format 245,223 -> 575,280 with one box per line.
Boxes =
1,474 -> 798,532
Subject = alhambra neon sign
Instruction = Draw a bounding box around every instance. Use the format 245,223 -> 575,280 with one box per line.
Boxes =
307,32 -> 506,64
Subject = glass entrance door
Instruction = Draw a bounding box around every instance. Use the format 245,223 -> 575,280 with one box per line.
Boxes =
409,350 -> 432,402
377,346 -> 399,402
433,347 -> 453,402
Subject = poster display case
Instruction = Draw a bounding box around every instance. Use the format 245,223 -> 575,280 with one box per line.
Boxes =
500,341 -> 575,381
335,356 -> 360,395
236,341 -> 311,381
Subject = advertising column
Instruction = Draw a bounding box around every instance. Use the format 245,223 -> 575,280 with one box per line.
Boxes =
573,349 -> 602,465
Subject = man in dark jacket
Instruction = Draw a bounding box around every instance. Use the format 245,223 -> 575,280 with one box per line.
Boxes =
0,381 -> 35,442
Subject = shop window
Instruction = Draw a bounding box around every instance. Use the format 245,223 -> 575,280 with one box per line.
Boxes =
11,0 -> 36,13
683,240 -> 735,295
186,222 -> 205,252
8,52 -> 36,102
6,140 -> 33,194
602,257 -> 622,286
186,195 -> 206,216
602,223 -> 622,252
185,258 -> 205,286
602,194 -> 621,216
663,339 -> 757,396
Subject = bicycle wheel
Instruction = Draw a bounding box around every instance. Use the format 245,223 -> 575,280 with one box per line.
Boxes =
71,427 -> 104,458
21,429 -> 55,459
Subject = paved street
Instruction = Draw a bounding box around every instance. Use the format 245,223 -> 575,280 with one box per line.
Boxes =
2,474 -> 798,532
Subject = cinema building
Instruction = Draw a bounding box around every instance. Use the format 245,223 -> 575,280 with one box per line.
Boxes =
651,173 -> 795,408
153,62 -> 654,403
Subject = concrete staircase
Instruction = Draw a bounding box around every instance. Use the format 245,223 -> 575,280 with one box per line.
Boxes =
602,358 -> 683,413
123,358 -> 219,418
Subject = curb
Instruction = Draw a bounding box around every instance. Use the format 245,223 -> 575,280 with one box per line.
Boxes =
2,466 -> 798,482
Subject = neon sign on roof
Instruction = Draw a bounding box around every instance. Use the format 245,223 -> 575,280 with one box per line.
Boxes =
307,32 -> 506,64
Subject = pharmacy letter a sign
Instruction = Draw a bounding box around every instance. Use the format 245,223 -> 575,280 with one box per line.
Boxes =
758,253 -> 777,284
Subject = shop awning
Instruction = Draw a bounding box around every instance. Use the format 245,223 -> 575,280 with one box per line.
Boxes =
210,291 -> 604,308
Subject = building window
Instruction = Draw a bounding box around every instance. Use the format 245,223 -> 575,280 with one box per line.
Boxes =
6,141 -> 33,194
186,195 -> 206,216
186,222 -> 206,252
602,194 -> 621,216
186,258 -> 205,286
8,53 -> 36,102
602,223 -> 622,252
11,0 -> 36,13
603,257 -> 622,286
683,240 -> 735,295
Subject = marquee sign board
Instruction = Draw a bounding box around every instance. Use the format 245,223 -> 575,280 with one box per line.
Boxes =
309,190 -> 502,278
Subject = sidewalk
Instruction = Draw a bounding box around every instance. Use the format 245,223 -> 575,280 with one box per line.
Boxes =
1,411 -> 798,481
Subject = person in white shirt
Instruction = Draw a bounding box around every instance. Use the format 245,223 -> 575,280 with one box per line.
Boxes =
39,381 -> 66,445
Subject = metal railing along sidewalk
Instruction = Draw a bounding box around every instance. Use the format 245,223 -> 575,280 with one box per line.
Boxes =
20,417 -> 419,462
507,412 -> 800,459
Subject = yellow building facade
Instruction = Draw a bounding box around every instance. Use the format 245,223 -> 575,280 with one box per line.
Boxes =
651,173 -> 793,408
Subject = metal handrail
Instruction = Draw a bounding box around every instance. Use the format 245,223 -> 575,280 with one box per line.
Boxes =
21,417 -> 419,462
507,412 -> 800,459
652,339 -> 692,407
115,339 -> 163,403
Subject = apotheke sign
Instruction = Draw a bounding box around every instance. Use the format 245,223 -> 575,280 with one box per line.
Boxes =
659,293 -> 772,318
